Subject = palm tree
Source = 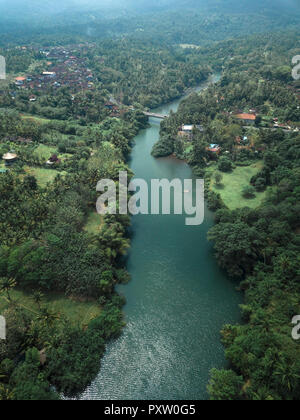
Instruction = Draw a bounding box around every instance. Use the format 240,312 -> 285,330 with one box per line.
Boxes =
37,307 -> 59,327
274,361 -> 300,393
0,278 -> 16,302
33,291 -> 44,312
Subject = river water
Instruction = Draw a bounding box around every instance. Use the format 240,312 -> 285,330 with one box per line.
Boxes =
81,77 -> 241,400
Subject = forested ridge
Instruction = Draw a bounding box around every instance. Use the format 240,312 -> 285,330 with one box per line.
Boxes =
1,0 -> 300,46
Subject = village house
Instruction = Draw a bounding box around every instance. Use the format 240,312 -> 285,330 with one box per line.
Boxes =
207,144 -> 221,153
234,113 -> 256,125
42,71 -> 56,79
105,102 -> 120,116
15,76 -> 26,86
235,136 -> 249,145
46,154 -> 61,166
178,124 -> 205,140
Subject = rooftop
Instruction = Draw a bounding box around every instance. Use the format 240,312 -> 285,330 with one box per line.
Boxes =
235,113 -> 256,121
3,153 -> 18,160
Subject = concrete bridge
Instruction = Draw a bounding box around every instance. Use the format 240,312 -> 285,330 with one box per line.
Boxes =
143,112 -> 168,119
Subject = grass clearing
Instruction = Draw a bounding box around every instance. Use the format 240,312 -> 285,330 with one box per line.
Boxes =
0,290 -> 101,327
24,166 -> 65,187
84,211 -> 104,235
210,161 -> 268,210
34,144 -> 72,162
34,144 -> 57,160
21,114 -> 52,124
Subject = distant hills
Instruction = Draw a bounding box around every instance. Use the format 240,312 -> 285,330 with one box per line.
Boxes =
0,0 -> 299,21
0,0 -> 299,45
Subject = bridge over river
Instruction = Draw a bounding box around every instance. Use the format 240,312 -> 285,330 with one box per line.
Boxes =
143,111 -> 168,119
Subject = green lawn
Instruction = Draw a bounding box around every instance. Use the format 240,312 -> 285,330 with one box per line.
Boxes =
210,161 -> 268,210
0,290 -> 101,327
34,144 -> 72,162
34,144 -> 57,160
24,166 -> 64,187
84,211 -> 104,235
1,161 -> 64,187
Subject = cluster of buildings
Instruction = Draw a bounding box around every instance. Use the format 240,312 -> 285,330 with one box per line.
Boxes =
233,110 -> 298,131
14,45 -> 95,95
104,101 -> 122,118
177,124 -> 221,153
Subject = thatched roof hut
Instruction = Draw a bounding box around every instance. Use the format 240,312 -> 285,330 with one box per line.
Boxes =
2,153 -> 18,166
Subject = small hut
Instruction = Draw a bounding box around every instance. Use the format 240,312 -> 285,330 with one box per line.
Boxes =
2,152 -> 18,166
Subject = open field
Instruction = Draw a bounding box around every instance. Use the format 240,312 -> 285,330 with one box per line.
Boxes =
0,290 -> 101,327
84,211 -> 104,235
209,161 -> 268,210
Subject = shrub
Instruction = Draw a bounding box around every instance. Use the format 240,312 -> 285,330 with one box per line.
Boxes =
255,178 -> 267,192
218,157 -> 233,173
242,185 -> 256,199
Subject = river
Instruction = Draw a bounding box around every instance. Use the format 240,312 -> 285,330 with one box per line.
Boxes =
80,76 -> 241,400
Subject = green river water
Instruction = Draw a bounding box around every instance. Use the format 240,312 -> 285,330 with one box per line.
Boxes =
81,77 -> 242,400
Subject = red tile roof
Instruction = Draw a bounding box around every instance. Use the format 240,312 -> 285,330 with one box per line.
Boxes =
235,113 -> 256,121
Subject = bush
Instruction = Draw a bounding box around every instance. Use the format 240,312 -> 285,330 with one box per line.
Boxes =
208,369 -> 243,401
214,172 -> 223,186
218,157 -> 233,173
58,143 -> 67,153
242,185 -> 256,199
151,140 -> 174,157
255,178 -> 267,192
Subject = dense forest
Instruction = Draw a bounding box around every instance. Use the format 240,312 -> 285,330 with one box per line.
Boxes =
0,0 -> 300,401
0,105 -> 149,399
